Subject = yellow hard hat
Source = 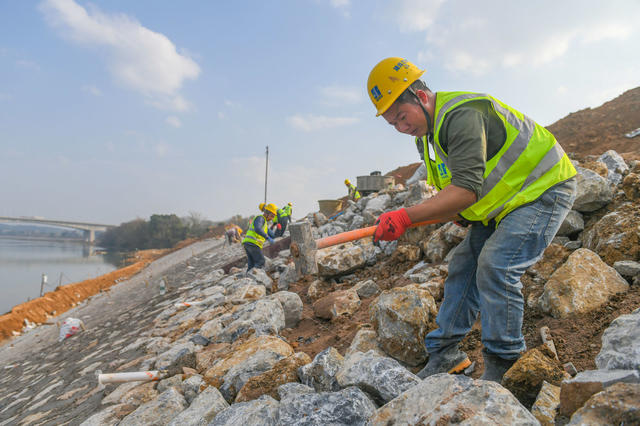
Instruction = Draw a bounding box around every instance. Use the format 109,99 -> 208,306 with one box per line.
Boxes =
264,203 -> 277,215
259,202 -> 265,211
288,202 -> 292,206
344,179 -> 351,185
367,57 -> 425,116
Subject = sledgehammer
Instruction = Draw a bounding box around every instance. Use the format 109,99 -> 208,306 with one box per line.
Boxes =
289,219 -> 439,277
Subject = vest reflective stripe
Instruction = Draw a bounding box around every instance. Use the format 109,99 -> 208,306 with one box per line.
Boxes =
422,91 -> 576,225
242,215 -> 268,248
349,184 -> 361,200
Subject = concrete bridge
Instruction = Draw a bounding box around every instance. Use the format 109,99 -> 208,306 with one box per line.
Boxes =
0,216 -> 115,244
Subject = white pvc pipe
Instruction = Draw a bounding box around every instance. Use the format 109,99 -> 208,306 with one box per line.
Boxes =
98,370 -> 164,385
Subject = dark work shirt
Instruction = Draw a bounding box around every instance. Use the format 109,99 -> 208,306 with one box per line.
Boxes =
437,98 -> 506,199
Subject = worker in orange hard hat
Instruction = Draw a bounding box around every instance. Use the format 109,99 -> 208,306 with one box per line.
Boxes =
367,57 -> 577,383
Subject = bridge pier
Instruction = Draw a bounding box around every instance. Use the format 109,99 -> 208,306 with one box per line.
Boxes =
83,229 -> 96,244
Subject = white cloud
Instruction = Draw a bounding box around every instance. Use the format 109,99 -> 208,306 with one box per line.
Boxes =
40,0 -> 200,111
165,116 -> 182,128
286,114 -> 359,132
16,59 -> 40,70
320,85 -> 362,105
82,84 -> 102,96
395,1 -> 640,76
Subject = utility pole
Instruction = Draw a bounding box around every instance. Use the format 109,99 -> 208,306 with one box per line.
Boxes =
264,145 -> 269,204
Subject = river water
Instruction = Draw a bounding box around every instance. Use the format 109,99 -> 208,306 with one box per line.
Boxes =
0,237 -> 123,315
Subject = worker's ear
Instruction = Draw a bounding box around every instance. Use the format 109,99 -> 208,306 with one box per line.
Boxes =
415,89 -> 428,105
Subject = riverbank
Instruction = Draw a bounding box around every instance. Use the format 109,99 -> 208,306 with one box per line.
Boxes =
0,248 -> 168,341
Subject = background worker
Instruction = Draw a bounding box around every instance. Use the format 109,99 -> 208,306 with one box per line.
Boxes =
242,203 -> 277,272
272,202 -> 293,238
368,57 -> 576,382
344,179 -> 361,201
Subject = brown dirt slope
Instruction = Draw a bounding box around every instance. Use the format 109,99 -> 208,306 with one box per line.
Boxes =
547,87 -> 640,159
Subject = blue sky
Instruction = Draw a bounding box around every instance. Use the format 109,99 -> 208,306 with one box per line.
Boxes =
1,0 -> 639,225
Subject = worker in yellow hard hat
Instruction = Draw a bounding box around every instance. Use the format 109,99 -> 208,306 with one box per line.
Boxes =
271,202 -> 293,238
344,179 -> 361,201
242,203 -> 277,271
367,57 -> 576,382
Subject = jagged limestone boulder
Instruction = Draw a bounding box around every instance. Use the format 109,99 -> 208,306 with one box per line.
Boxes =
209,395 -> 279,426
596,308 -> 640,370
369,374 -> 538,425
573,166 -> 614,212
538,248 -> 629,318
278,386 -> 376,426
298,347 -> 344,392
316,242 -> 366,277
336,350 -> 421,405
581,206 -> 640,264
369,285 -> 437,366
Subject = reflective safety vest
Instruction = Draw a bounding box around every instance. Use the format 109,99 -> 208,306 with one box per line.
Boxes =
281,205 -> 292,217
418,91 -> 576,225
348,183 -> 361,200
242,215 -> 268,248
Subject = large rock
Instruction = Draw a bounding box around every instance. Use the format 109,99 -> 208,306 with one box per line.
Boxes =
595,308 -> 640,370
530,381 -> 561,426
203,335 -> 293,398
559,369 -> 640,418
403,180 -> 436,207
276,265 -> 297,292
598,149 -> 629,186
209,395 -> 279,426
215,298 -> 285,343
316,242 -> 366,277
557,210 -> 584,237
567,382 -> 640,425
538,248 -> 629,318
581,206 -> 640,264
344,327 -> 386,358
79,404 -> 135,426
363,193 -> 392,217
405,163 -> 427,186
369,374 -> 538,425
167,386 -> 228,426
278,386 -> 376,426
155,342 -> 197,376
501,345 -> 566,408
352,279 -> 380,299
119,387 -> 187,426
336,350 -> 421,405
246,268 -> 273,291
235,352 -> 311,402
298,347 -> 344,392
420,222 -> 468,263
622,172 -> 640,201
369,285 -> 437,366
269,291 -> 303,329
312,289 -> 361,320
572,166 -> 614,212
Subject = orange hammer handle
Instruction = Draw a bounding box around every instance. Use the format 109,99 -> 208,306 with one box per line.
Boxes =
315,219 -> 440,250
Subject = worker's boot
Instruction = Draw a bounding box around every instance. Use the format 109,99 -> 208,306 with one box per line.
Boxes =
416,346 -> 471,379
480,349 -> 518,383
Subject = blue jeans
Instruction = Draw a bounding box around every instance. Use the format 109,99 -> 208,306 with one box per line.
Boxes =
425,179 -> 576,359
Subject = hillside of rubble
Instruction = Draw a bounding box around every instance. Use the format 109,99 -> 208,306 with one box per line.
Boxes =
1,89 -> 640,425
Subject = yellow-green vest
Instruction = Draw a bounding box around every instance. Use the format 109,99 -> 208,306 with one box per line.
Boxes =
348,183 -> 361,200
282,205 -> 292,217
418,91 -> 576,225
242,215 -> 268,248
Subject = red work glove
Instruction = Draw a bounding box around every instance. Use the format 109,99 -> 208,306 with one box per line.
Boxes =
374,208 -> 412,242
277,223 -> 282,230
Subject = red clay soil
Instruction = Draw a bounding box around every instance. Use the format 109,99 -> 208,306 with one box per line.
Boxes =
547,87 -> 640,159
0,249 -> 166,342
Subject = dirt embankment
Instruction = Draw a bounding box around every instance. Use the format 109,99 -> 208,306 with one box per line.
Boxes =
0,249 -> 166,342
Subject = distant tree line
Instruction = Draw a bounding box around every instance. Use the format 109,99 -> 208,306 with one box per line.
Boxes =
98,212 -> 215,250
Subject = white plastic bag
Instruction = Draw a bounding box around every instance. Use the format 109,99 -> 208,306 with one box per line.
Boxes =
58,317 -> 85,341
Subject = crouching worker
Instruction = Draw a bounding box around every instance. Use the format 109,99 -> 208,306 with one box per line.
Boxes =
368,57 -> 577,382
242,203 -> 277,272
